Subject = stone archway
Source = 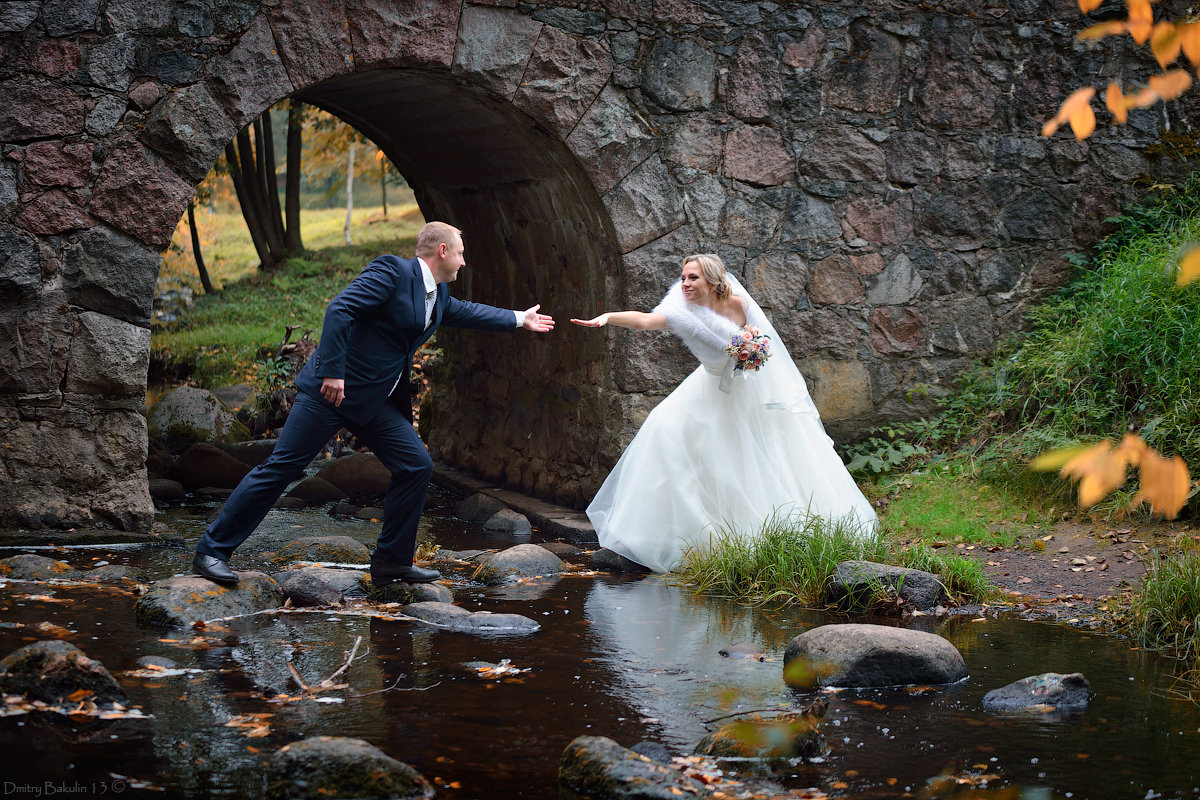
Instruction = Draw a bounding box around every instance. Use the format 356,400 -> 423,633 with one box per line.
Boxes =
0,0 -> 1173,530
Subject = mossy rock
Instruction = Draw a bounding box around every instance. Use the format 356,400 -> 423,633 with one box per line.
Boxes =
0,555 -> 78,580
695,712 -> 826,760
272,536 -> 370,565
265,736 -> 433,800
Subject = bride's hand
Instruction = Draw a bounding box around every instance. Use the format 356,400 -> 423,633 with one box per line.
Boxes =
570,314 -> 609,327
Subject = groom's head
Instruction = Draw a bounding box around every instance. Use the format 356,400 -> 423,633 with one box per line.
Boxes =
416,221 -> 466,283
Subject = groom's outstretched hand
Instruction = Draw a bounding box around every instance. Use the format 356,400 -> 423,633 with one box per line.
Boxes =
522,304 -> 555,333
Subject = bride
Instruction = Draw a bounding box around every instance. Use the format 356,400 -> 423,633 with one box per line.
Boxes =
571,253 -> 877,572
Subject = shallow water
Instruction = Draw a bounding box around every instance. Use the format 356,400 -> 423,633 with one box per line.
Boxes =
1,490 -> 1198,799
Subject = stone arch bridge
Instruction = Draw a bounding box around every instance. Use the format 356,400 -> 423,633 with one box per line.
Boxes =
0,0 -> 1174,530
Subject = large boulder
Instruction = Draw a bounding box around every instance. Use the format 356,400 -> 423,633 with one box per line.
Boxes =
146,386 -> 250,452
167,442 -> 251,492
285,476 -> 349,505
314,453 -> 390,501
827,561 -> 948,611
265,737 -> 433,800
277,571 -> 344,607
273,566 -> 368,599
133,572 -> 282,627
783,623 -> 967,689
982,672 -> 1094,714
590,548 -> 652,573
453,492 -> 507,522
559,735 -> 713,799
0,554 -> 77,580
474,543 -> 563,585
148,477 -> 185,504
402,601 -> 541,635
273,536 -> 370,565
220,439 -> 279,467
0,640 -> 128,707
484,508 -> 533,537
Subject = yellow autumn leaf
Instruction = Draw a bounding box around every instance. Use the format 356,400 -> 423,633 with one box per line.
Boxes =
1176,246 -> 1200,286
1059,440 -> 1115,480
1042,87 -> 1097,138
1078,20 -> 1128,41
1059,439 -> 1134,508
1151,22 -> 1183,67
1149,68 -> 1193,101
1130,450 -> 1190,519
1128,0 -> 1155,44
1105,83 -> 1133,123
1078,0 -> 1105,11
1030,444 -> 1093,472
1180,22 -> 1200,64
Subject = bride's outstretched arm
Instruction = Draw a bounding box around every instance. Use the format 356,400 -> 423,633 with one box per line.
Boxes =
570,311 -> 667,330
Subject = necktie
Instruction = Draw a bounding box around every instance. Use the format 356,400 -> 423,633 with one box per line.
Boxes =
424,289 -> 436,329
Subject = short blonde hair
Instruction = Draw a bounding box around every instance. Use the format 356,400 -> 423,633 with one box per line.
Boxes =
682,253 -> 730,298
415,221 -> 463,258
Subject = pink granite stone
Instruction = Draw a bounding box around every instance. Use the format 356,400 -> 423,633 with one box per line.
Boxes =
809,254 -> 864,306
724,125 -> 792,186
16,189 -> 95,235
870,306 -> 925,354
89,139 -> 193,249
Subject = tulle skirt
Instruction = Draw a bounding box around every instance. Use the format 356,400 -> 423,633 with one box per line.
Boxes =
587,365 -> 877,572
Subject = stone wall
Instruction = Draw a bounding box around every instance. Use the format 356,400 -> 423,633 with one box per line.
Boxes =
0,0 -> 1186,526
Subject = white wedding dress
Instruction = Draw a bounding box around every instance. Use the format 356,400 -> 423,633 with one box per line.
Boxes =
587,276 -> 877,572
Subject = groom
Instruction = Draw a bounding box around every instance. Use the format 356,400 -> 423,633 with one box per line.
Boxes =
192,221 -> 555,587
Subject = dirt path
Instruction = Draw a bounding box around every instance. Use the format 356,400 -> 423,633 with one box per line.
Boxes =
933,519 -> 1197,627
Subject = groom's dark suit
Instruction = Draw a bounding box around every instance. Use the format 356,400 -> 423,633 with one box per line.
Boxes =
196,254 -> 517,567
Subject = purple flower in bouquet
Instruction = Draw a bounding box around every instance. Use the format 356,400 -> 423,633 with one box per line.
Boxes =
725,325 -> 771,372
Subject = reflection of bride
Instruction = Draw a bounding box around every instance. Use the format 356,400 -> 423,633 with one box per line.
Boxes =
571,253 -> 877,572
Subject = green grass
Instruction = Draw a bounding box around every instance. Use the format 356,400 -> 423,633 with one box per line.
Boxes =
672,512 -> 993,610
152,200 -> 424,389
1127,544 -> 1200,676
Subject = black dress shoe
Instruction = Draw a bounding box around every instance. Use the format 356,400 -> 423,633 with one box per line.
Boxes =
192,553 -> 238,586
371,562 -> 441,586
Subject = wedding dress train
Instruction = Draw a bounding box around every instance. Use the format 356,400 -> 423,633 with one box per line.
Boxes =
587,276 -> 877,573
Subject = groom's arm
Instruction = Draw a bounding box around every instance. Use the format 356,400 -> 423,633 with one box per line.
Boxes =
442,296 -> 554,333
315,258 -> 403,379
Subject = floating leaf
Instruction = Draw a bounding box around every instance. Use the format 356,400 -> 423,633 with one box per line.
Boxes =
1042,87 -> 1097,139
1177,246 -> 1200,286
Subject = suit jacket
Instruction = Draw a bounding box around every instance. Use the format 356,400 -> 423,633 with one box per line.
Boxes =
294,254 -> 516,425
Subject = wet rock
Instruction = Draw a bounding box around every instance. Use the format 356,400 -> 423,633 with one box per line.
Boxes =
590,548 -> 651,573
695,711 -> 826,760
211,383 -> 254,411
827,561 -> 947,612
278,571 -> 344,607
328,502 -> 362,517
0,554 -> 78,581
402,601 -> 540,634
168,443 -> 251,492
273,536 -> 369,565
629,741 -> 672,764
86,564 -> 146,583
0,641 -> 128,707
453,492 -> 507,522
146,437 -> 173,475
718,642 -> 765,661
220,438 -> 278,467
149,478 -> 185,504
133,572 -> 282,628
314,453 -> 390,502
539,541 -> 581,557
273,497 -> 308,510
783,624 -> 967,689
353,506 -> 385,521
484,509 -> 533,537
285,476 -> 349,506
369,580 -> 453,604
147,386 -> 250,452
474,544 -> 563,585
982,672 -> 1093,714
559,735 -> 711,799
265,736 -> 433,800
136,655 -> 177,669
275,566 -> 367,599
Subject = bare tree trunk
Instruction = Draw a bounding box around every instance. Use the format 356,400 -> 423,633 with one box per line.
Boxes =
187,200 -> 215,295
254,117 -> 286,261
285,100 -> 303,254
344,141 -> 355,245
225,138 -> 273,269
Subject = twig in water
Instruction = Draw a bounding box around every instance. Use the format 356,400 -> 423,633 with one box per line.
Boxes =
349,677 -> 442,697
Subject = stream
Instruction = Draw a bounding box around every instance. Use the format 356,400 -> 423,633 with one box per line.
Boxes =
1,487 -> 1198,799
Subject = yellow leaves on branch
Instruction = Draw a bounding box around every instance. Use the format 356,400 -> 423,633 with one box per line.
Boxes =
1031,434 -> 1191,519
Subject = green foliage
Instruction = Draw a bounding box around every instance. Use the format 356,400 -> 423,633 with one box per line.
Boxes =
672,512 -> 991,609
843,424 -> 930,476
1126,545 -> 1200,678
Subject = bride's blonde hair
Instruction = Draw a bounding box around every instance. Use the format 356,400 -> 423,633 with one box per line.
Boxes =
682,253 -> 730,299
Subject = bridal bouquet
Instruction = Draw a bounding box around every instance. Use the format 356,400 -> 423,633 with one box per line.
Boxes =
726,325 -> 771,372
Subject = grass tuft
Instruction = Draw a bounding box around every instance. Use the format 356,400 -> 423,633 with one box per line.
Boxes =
673,512 -> 992,609
1127,545 -> 1200,674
